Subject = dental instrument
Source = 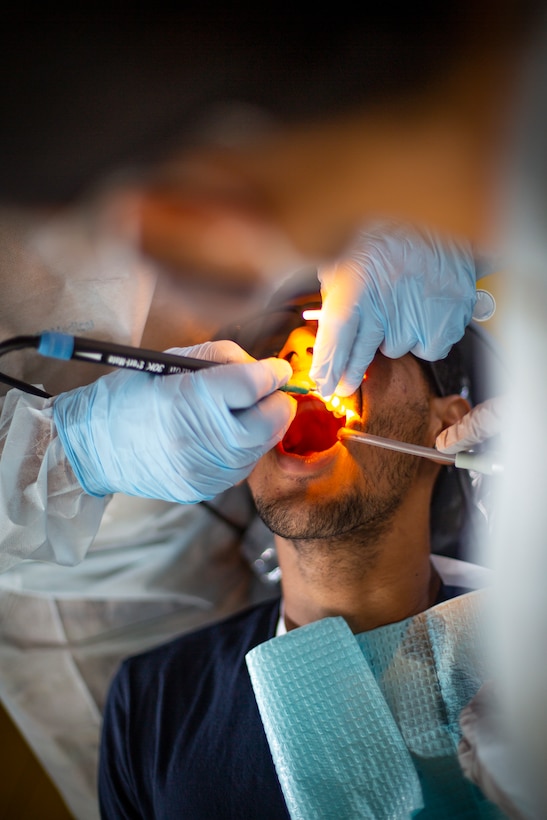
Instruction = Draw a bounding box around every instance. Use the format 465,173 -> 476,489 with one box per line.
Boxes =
0,332 -> 310,398
337,428 -> 503,476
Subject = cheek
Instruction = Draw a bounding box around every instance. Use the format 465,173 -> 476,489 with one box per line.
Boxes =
362,354 -> 419,397
359,367 -> 427,432
344,433 -> 423,492
358,371 -> 392,426
246,452 -> 274,495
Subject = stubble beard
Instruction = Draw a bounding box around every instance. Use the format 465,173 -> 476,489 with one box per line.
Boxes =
252,400 -> 430,559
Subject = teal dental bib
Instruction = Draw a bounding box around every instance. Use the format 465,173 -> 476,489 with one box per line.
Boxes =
246,591 -> 503,819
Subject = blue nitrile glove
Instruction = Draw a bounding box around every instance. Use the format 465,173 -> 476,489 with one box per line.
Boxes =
310,221 -> 495,397
53,340 -> 296,503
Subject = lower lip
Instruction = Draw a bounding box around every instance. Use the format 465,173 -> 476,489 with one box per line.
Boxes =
274,441 -> 342,475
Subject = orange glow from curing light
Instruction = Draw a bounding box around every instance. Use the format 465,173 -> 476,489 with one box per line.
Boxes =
320,393 -> 358,423
279,391 -> 359,456
282,385 -> 358,425
279,393 -> 345,455
278,322 -> 360,453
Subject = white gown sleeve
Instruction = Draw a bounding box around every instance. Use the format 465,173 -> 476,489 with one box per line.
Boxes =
0,388 -> 109,572
0,199 -> 158,572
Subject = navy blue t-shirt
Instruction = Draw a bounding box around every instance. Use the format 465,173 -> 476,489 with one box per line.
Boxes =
99,582 -> 470,819
99,597 -> 289,819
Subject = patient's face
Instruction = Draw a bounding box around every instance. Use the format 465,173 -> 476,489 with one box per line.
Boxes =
247,323 -> 438,541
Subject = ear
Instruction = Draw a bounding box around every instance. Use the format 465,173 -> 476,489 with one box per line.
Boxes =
427,394 -> 471,446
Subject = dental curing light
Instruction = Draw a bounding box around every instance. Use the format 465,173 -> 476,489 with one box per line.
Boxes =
0,332 -> 310,399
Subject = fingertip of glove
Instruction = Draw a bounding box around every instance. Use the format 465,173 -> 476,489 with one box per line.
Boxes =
308,374 -> 331,398
308,372 -> 324,396
285,393 -> 298,421
262,357 -> 293,385
267,388 -> 297,421
435,430 -> 448,451
333,377 -> 360,398
435,429 -> 459,455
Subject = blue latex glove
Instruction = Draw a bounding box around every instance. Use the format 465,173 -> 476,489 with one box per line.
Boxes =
310,221 -> 495,397
53,340 -> 296,503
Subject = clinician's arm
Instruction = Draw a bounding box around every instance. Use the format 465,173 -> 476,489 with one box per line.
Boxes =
53,340 -> 295,504
0,389 -> 109,572
0,199 -> 162,573
310,220 -> 495,397
0,341 -> 295,572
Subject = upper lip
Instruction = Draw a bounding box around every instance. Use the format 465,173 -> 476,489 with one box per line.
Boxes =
278,394 -> 347,457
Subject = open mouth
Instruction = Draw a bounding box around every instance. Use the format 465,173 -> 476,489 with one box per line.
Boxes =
279,394 -> 347,457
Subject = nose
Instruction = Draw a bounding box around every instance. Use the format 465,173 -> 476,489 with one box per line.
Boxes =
283,345 -> 314,374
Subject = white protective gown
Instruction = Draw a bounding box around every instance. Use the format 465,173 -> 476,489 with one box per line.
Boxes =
0,203 -> 271,820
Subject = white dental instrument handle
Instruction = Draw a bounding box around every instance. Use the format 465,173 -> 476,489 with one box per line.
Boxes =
454,451 -> 504,475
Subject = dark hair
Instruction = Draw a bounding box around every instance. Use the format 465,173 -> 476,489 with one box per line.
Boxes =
414,348 -> 471,402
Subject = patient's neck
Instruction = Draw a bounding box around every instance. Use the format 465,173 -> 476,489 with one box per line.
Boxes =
275,504 -> 440,634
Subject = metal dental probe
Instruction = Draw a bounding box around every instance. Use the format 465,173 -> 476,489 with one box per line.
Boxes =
337,428 -> 503,476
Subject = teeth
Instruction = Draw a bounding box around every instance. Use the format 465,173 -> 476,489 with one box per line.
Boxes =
322,395 -> 358,423
294,392 -> 358,424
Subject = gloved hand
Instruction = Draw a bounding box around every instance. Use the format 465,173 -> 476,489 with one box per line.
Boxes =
458,682 -> 538,820
53,340 -> 296,503
436,397 -> 505,454
310,220 -> 495,397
